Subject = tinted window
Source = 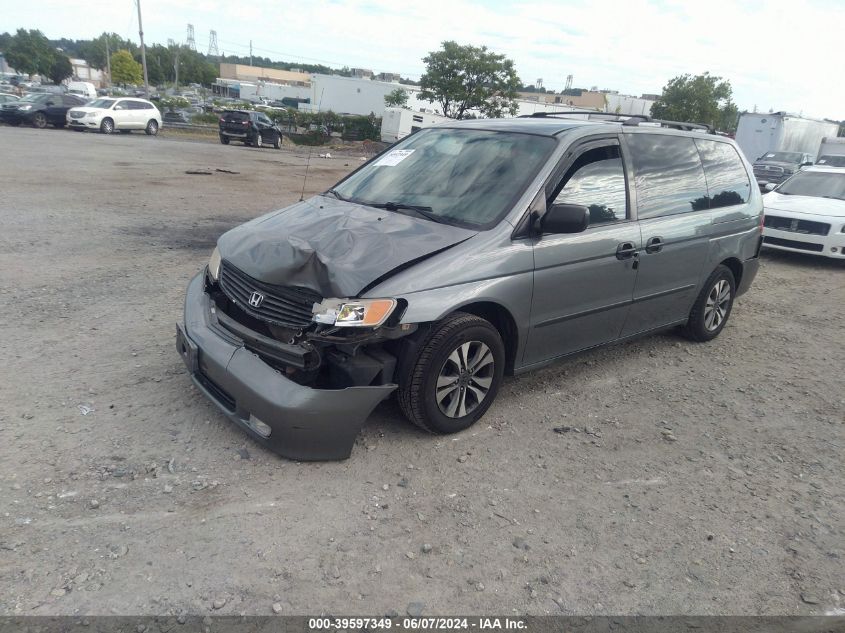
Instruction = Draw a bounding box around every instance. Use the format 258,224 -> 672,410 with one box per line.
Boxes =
695,140 -> 751,208
628,134 -> 709,218
552,146 -> 627,225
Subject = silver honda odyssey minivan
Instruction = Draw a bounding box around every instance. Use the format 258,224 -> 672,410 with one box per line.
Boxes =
177,114 -> 762,460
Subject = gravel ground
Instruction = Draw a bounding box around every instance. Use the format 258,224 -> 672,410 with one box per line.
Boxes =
0,126 -> 843,617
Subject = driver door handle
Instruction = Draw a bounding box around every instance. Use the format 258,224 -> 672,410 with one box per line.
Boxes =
645,236 -> 664,253
616,242 -> 638,260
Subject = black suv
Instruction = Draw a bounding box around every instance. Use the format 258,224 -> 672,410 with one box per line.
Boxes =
218,110 -> 282,148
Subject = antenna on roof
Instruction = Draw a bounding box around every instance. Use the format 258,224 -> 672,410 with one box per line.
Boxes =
299,88 -> 325,202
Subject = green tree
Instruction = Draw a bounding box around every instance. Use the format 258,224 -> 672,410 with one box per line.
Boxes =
418,41 -> 520,119
110,49 -> 142,86
650,72 -> 739,132
3,28 -> 55,77
384,87 -> 409,108
48,53 -> 73,84
79,33 -> 136,70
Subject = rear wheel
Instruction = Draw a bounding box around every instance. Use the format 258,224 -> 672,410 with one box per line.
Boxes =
33,112 -> 47,129
145,119 -> 159,136
398,312 -> 505,434
683,265 -> 736,342
100,118 -> 114,134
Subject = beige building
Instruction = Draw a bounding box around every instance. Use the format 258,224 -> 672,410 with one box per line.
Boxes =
218,63 -> 311,86
517,90 -> 608,110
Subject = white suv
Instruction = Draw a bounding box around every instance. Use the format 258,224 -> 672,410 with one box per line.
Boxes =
66,97 -> 162,135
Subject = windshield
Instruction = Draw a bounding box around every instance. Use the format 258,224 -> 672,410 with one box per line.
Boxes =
759,151 -> 803,163
777,171 -> 845,200
333,128 -> 556,228
87,99 -> 115,109
816,155 -> 845,168
20,93 -> 52,104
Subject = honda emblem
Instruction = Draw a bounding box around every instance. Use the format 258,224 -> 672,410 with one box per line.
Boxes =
248,291 -> 265,308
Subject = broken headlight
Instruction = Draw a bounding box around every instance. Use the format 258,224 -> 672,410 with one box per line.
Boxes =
208,246 -> 221,282
312,298 -> 397,328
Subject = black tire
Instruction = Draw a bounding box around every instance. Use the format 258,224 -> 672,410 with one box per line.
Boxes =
253,132 -> 262,148
683,265 -> 736,342
100,118 -> 114,134
220,135 -> 230,145
145,119 -> 159,136
33,112 -> 47,129
398,312 -> 505,434
273,132 -> 282,149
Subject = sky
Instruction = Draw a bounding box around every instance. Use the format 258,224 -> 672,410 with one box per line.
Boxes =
4,0 -> 843,120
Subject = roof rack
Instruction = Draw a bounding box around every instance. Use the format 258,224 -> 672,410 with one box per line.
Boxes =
519,110 -> 713,133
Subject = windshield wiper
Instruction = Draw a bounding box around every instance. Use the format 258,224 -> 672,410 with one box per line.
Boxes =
323,188 -> 348,201
366,201 -> 441,223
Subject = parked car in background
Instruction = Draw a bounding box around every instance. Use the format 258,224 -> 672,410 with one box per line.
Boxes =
0,93 -> 86,128
218,110 -> 282,148
66,97 -> 162,135
752,151 -> 814,190
178,115 -> 762,460
762,166 -> 845,258
163,110 -> 191,125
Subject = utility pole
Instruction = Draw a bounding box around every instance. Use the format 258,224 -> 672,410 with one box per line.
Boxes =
174,47 -> 180,91
136,0 -> 150,98
249,40 -> 253,67
105,37 -> 111,88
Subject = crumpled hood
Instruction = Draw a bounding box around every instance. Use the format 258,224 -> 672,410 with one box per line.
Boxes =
218,197 -> 477,297
763,192 -> 845,218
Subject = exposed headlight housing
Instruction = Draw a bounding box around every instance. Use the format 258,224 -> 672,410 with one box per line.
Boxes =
86,111 -> 99,117
312,298 -> 397,328
18,104 -> 32,111
208,246 -> 221,281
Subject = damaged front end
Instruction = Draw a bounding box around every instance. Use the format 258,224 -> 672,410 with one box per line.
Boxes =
176,259 -> 416,461
208,257 -> 416,391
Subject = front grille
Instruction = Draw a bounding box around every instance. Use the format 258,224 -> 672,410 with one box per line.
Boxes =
764,215 -> 830,236
219,260 -> 321,329
69,111 -> 85,119
763,236 -> 824,252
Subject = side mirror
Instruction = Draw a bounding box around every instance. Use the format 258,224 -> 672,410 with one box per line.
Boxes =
800,161 -> 813,167
541,203 -> 590,234
764,183 -> 777,192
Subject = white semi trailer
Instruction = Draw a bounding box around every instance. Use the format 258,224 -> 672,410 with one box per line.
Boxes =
735,112 -> 839,162
381,107 -> 451,143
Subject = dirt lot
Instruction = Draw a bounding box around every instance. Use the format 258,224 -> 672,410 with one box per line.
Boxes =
0,126 -> 843,617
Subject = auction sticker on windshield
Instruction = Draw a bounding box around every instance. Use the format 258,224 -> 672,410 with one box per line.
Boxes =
374,149 -> 415,166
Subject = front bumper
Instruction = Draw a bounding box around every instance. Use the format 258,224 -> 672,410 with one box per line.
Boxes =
762,210 -> 845,259
67,116 -> 100,129
177,273 -> 396,460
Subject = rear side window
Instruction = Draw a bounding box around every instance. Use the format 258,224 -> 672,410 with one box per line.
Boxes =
627,134 -> 709,219
695,140 -> 751,208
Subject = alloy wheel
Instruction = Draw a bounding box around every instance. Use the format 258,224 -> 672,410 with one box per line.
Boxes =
435,340 -> 495,418
704,279 -> 731,331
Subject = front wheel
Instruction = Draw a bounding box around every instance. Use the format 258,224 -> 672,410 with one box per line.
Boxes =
398,312 -> 505,434
220,135 -> 230,145
33,112 -> 47,129
100,118 -> 114,134
273,132 -> 282,149
683,265 -> 736,342
253,132 -> 262,148
145,119 -> 159,136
